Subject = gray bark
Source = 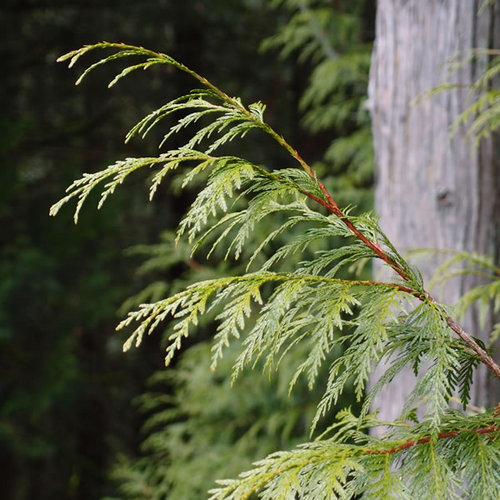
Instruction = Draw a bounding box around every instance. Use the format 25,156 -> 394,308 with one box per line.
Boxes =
368,0 -> 500,426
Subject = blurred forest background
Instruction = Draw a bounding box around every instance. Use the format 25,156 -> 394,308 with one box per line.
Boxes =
0,1 -> 375,498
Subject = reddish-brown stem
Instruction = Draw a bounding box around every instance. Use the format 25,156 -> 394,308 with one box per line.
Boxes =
365,424 -> 499,455
301,276 -> 420,296
445,316 -> 500,380
187,258 -> 202,271
292,152 -> 411,280
302,182 -> 411,278
494,402 -> 500,418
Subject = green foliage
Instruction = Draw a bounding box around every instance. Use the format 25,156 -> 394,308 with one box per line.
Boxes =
54,43 -> 499,499
418,48 -> 500,145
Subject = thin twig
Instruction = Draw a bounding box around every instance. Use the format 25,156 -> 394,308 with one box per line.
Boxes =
365,424 -> 499,455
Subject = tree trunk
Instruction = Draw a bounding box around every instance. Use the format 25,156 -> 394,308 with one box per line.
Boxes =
368,0 -> 500,426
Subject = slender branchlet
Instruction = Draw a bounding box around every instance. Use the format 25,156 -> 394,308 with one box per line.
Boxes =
365,424 -> 499,455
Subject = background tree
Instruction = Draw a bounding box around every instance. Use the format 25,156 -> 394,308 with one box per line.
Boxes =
1,1 -> 295,498
368,0 -> 500,425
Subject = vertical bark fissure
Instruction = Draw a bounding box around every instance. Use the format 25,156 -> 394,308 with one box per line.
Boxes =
471,0 -> 479,78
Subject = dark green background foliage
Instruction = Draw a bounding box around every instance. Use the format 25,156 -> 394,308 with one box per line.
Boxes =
0,1 -> 374,498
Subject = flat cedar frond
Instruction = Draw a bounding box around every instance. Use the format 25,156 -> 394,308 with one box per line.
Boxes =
187,171 -> 317,260
259,210 -> 381,271
117,272 -> 411,373
176,158 -> 257,245
209,441 -> 365,500
399,302 -> 460,429
54,42 -> 500,500
126,89 -> 265,153
210,409 -> 499,500
313,287 -> 402,432
49,151 -> 206,223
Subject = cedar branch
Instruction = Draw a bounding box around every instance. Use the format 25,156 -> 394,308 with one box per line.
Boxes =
62,43 -> 500,380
